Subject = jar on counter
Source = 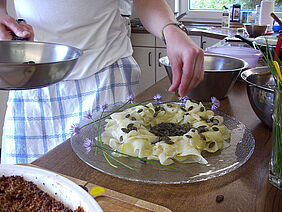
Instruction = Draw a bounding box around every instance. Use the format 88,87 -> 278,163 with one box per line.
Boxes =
241,11 -> 253,24
255,4 -> 261,24
222,6 -> 230,28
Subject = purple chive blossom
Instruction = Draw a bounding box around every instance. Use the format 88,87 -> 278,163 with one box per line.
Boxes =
127,94 -> 136,104
101,103 -> 108,110
211,97 -> 220,110
83,138 -> 92,154
84,111 -> 93,119
178,96 -> 189,104
153,94 -> 162,103
70,123 -> 81,135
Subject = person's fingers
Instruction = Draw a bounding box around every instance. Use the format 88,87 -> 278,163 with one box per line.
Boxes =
1,16 -> 31,39
0,24 -> 13,40
176,47 -> 204,96
183,49 -> 204,94
194,56 -> 205,88
164,27 -> 205,96
168,58 -> 182,92
194,61 -> 204,88
177,53 -> 196,96
19,22 -> 34,40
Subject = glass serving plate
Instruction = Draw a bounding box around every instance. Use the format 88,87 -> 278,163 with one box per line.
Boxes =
71,104 -> 255,184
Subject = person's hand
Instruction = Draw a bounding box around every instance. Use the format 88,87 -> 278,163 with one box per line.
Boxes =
164,25 -> 204,97
0,14 -> 34,40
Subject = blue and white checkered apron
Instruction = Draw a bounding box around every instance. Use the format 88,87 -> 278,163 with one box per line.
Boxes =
1,56 -> 140,164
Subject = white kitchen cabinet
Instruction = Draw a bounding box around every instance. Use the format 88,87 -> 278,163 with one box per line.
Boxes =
131,33 -> 155,47
131,33 -> 166,94
131,33 -> 156,94
155,37 -> 167,82
132,46 -> 156,95
155,37 -> 166,48
156,47 -> 167,82
131,32 -> 215,93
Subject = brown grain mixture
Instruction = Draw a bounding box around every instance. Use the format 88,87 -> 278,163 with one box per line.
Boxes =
0,175 -> 85,212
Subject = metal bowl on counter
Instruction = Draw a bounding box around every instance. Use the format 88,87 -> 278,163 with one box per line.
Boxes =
235,35 -> 282,60
241,66 -> 275,128
244,23 -> 267,38
159,54 -> 248,102
205,46 -> 262,68
0,41 -> 82,90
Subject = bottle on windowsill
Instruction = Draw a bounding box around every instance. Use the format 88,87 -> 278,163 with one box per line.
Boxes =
222,6 -> 230,28
255,4 -> 261,24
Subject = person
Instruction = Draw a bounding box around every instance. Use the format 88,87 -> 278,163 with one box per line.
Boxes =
0,0 -> 204,164
118,0 -> 133,37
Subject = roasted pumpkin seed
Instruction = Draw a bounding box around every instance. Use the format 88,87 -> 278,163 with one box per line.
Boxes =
209,142 -> 215,148
125,114 -> 130,118
180,106 -> 187,112
121,128 -> 129,133
212,126 -> 219,131
216,195 -> 224,203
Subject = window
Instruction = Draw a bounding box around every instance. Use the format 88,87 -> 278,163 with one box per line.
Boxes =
190,0 -> 281,11
177,0 -> 282,21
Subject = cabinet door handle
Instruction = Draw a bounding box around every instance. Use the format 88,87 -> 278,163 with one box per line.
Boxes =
158,52 -> 162,67
201,41 -> 206,49
148,52 -> 152,67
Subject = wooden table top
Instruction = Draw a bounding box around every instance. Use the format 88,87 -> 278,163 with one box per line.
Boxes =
32,77 -> 282,212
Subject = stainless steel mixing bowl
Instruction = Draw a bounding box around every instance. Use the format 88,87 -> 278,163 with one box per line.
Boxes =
244,23 -> 267,38
0,41 -> 82,90
241,66 -> 275,128
159,54 -> 248,101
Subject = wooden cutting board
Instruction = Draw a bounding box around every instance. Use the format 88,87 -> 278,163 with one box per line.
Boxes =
22,164 -> 171,212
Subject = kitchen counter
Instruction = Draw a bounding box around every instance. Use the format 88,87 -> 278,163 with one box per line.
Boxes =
32,78 -> 282,212
131,19 -> 242,39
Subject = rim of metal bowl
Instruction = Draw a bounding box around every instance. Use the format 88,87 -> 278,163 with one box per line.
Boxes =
0,40 -> 83,66
159,53 -> 249,72
254,35 -> 279,47
240,66 -> 275,92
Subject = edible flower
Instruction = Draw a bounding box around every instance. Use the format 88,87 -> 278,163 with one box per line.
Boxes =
84,111 -> 93,120
101,103 -> 108,110
211,97 -> 220,110
70,123 -> 81,135
83,139 -> 92,154
153,94 -> 162,103
127,94 -> 136,104
178,96 -> 189,104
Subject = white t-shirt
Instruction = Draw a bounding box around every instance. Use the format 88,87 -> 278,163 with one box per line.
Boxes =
13,0 -> 133,80
118,0 -> 133,16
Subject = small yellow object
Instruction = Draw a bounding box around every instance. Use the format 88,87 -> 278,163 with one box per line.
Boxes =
274,61 -> 282,82
90,186 -> 106,196
161,22 -> 178,44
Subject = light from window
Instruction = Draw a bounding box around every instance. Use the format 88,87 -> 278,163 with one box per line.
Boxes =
190,0 -> 281,12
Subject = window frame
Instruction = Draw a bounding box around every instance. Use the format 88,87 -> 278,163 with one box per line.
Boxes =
176,0 -> 282,22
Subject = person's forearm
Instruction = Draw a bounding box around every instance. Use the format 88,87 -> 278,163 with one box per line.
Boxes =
133,0 -> 176,40
0,0 -> 7,14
